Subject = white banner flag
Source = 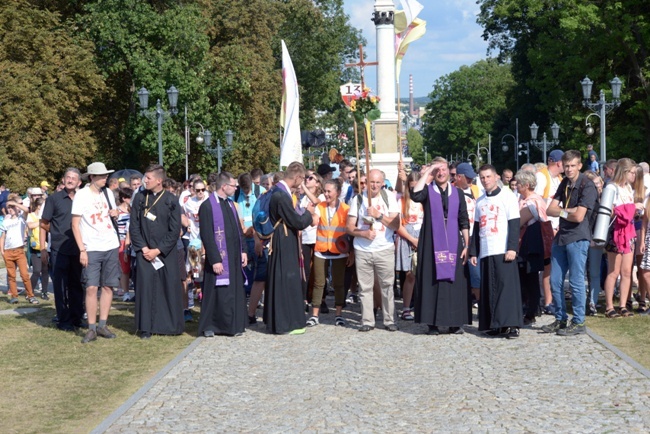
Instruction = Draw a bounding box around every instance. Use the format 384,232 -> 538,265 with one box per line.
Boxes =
279,40 -> 302,168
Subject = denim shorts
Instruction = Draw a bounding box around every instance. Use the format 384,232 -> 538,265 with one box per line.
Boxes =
82,248 -> 120,288
253,247 -> 269,282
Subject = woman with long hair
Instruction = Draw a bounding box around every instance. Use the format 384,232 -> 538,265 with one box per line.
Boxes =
395,171 -> 423,320
299,171 -> 323,309
603,158 -> 640,318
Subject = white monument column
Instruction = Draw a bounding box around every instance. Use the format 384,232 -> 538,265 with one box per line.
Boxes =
370,0 -> 406,186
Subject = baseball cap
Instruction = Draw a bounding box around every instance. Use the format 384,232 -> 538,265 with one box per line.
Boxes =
317,164 -> 336,177
40,180 -> 50,188
456,163 -> 477,179
548,150 -> 564,163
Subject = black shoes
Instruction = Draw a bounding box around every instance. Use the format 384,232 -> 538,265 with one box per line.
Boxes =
320,301 -> 329,314
505,327 -> 520,339
248,315 -> 257,325
140,332 -> 152,340
358,325 -> 374,332
448,327 -> 464,335
204,330 -> 215,338
427,325 -> 440,335
556,322 -> 586,336
385,324 -> 398,332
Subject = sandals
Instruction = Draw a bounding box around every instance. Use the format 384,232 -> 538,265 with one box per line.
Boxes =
335,316 -> 347,327
27,297 -> 40,305
401,309 -> 414,321
618,307 -> 634,317
605,309 -> 620,319
306,316 -> 319,327
637,302 -> 649,314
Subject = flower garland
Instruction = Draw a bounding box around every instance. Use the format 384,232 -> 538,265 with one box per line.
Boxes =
350,87 -> 381,123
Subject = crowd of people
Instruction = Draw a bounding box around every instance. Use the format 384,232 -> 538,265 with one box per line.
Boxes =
1,147 -> 649,342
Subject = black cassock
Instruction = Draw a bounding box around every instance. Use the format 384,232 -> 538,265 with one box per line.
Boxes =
198,197 -> 246,336
264,187 -> 313,334
411,185 -> 471,327
130,190 -> 184,335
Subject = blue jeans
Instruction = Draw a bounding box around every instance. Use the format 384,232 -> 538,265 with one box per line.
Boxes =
550,240 -> 589,325
243,238 -> 255,295
588,246 -> 603,306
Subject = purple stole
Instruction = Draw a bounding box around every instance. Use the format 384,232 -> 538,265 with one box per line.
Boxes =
428,182 -> 459,282
208,193 -> 241,286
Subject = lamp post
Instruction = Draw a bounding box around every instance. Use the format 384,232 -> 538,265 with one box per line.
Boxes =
206,130 -> 234,173
530,122 -> 560,163
500,133 -> 517,167
467,153 -> 479,171
580,76 -> 622,162
517,142 -> 530,164
137,85 -> 179,166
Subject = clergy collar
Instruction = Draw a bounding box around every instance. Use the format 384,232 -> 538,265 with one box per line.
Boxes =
215,191 -> 227,201
485,187 -> 501,197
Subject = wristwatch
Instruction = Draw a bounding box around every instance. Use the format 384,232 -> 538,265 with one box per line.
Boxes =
376,213 -> 384,222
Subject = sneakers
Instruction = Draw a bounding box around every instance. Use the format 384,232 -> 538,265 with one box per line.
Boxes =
541,320 -> 567,333
8,297 -> 18,305
184,310 -> 193,322
556,322 -> 586,336
27,297 -> 39,305
96,326 -> 116,339
385,324 -> 398,332
81,330 -> 97,344
587,302 -> 597,316
41,291 -> 49,301
505,327 -> 520,339
306,316 -> 319,327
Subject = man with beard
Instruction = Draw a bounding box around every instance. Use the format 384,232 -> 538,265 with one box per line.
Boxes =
198,172 -> 247,337
470,164 -> 523,338
411,158 -> 470,335
129,164 -> 183,339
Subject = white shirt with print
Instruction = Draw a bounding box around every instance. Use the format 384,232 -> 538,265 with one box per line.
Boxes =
474,188 -> 520,259
71,186 -> 119,252
349,190 -> 400,252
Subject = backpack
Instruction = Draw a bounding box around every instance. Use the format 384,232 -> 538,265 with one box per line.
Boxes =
252,187 -> 281,240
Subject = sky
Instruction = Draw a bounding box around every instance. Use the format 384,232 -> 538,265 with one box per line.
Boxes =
342,0 -> 490,98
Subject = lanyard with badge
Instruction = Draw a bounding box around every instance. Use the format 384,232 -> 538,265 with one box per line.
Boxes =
559,182 -> 573,220
144,191 -> 165,222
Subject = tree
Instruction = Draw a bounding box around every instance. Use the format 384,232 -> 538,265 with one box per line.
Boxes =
421,60 -> 515,169
478,0 -> 650,160
0,0 -> 105,191
406,128 -> 425,165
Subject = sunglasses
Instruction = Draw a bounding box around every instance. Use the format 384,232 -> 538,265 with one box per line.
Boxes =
307,176 -> 319,182
195,188 -> 206,192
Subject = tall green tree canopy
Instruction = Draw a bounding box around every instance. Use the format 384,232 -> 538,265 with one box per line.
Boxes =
422,59 -> 515,165
0,0 -> 105,191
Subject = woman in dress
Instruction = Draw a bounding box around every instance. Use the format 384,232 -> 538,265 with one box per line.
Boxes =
395,171 -> 423,320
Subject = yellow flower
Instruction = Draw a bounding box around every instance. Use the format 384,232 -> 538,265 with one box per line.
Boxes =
370,96 -> 377,103
350,100 -> 357,111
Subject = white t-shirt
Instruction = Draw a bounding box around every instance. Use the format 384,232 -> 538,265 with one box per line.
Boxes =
300,195 -> 317,244
71,186 -> 119,252
183,196 -> 206,241
474,188 -> 520,259
349,190 -> 400,252
0,214 -> 27,250
461,187 -> 476,236
399,197 -> 424,231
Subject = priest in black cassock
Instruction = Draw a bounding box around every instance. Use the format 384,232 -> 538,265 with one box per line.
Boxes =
198,172 -> 247,337
469,164 -> 523,339
264,161 -> 314,334
130,164 -> 184,339
411,158 -> 471,335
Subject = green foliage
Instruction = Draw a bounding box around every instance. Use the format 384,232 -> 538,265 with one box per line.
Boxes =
0,0 -> 105,191
478,0 -> 650,162
406,128 -> 425,165
422,60 -> 515,167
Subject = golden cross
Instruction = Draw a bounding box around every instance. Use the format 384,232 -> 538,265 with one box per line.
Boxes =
344,44 -> 378,90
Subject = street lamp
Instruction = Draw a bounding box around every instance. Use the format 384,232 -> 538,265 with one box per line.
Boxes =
581,76 -> 622,162
530,122 -> 560,163
501,133 -> 517,166
206,130 -> 234,173
467,153 -> 479,171
138,85 -> 179,166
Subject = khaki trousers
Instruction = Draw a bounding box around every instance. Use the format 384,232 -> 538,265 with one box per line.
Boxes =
354,247 -> 395,326
4,247 -> 35,298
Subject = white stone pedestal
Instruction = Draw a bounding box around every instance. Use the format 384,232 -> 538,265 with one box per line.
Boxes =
368,152 -> 412,187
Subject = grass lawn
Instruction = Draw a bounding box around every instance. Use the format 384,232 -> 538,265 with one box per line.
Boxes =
586,312 -> 650,371
0,295 -> 198,434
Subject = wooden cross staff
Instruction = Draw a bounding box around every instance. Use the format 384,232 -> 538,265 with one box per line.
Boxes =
345,44 -> 378,212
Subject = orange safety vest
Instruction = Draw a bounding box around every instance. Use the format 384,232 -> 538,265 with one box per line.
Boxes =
315,201 -> 349,254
